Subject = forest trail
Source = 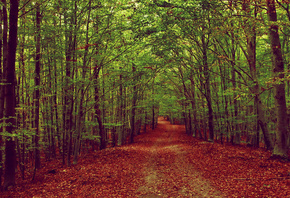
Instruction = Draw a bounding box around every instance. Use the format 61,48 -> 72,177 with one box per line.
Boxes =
3,117 -> 289,197
137,117 -> 224,198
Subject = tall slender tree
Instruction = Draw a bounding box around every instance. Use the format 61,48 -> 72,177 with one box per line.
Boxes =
130,65 -> 137,143
0,0 -> 8,189
33,2 -> 42,174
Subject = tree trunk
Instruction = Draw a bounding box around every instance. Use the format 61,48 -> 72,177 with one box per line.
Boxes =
33,3 -> 41,173
47,57 -> 56,158
189,77 -> 199,138
230,35 -> 239,145
188,109 -> 192,136
202,42 -> 214,141
53,14 -> 60,159
267,0 -> 288,159
152,77 -> 155,130
73,1 -> 91,163
4,0 -> 19,190
63,2 -> 76,166
144,110 -> 147,133
94,68 -> 106,150
130,66 -> 137,143
117,68 -> 124,146
0,0 -> 8,189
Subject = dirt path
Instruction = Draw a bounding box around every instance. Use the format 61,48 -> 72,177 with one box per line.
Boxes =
136,118 -> 224,198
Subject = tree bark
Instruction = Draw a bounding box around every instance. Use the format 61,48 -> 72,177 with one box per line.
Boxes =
152,78 -> 155,130
118,69 -> 124,145
230,36 -> 239,145
94,68 -> 106,150
33,3 -> 41,172
189,76 -> 199,138
4,0 -> 19,190
130,66 -> 137,143
267,0 -> 288,159
0,0 -> 8,189
73,0 -> 91,164
63,1 -> 76,166
202,40 -> 214,141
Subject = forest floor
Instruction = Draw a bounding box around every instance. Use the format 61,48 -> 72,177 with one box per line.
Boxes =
2,117 -> 290,198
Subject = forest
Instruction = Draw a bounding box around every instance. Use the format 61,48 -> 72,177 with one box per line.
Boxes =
0,0 -> 290,196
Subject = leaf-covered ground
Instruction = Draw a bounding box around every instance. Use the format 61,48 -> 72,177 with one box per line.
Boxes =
2,118 -> 290,197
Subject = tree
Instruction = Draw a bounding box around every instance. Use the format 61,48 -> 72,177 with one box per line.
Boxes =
4,0 -> 19,190
267,0 -> 288,160
33,2 -> 41,176
130,65 -> 137,143
0,0 -> 8,189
